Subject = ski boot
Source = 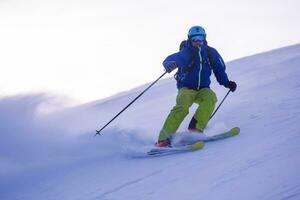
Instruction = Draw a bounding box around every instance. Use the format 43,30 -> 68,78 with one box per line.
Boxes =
155,139 -> 171,148
188,117 -> 203,133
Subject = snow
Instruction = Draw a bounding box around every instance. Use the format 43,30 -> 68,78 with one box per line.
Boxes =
1,44 -> 300,200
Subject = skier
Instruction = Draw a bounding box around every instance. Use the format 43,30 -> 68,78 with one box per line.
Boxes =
156,25 -> 237,147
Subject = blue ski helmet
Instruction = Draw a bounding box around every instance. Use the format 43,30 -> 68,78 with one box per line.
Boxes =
188,26 -> 206,41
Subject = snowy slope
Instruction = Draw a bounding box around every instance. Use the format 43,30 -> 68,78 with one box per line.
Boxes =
1,44 -> 300,200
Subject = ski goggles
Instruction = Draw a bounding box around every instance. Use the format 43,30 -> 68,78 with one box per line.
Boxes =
191,35 -> 205,42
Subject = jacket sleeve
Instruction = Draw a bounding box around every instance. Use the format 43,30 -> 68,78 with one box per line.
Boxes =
211,48 -> 230,87
162,49 -> 190,71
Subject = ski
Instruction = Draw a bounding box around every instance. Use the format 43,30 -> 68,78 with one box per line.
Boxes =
147,141 -> 205,156
197,127 -> 240,142
146,127 -> 240,157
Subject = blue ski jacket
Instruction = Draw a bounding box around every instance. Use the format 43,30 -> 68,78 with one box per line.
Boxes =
163,40 -> 230,90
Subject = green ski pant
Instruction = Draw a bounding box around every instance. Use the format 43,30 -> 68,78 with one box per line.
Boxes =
158,87 -> 217,141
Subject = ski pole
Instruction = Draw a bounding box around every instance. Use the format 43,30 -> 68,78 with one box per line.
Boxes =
209,89 -> 231,121
95,71 -> 167,136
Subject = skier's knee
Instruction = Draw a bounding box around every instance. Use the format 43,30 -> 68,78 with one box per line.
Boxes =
171,105 -> 189,118
204,89 -> 217,104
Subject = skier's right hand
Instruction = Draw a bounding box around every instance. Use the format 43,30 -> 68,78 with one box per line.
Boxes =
163,61 -> 178,73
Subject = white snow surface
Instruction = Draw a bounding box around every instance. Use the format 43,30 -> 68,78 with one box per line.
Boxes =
1,44 -> 300,200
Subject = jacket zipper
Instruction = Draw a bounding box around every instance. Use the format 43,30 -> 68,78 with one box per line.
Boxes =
197,46 -> 203,90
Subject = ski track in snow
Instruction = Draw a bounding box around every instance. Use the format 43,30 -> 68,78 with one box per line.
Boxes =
1,44 -> 300,200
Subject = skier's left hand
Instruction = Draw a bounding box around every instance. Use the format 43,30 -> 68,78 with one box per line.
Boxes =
227,81 -> 237,92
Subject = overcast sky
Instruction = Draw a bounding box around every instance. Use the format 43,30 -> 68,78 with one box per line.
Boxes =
0,0 -> 299,103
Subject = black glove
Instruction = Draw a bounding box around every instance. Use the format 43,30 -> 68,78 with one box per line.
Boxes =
163,61 -> 178,73
226,81 -> 237,92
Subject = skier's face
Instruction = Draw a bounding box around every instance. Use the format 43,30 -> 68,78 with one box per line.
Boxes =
192,40 -> 204,47
191,35 -> 204,47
